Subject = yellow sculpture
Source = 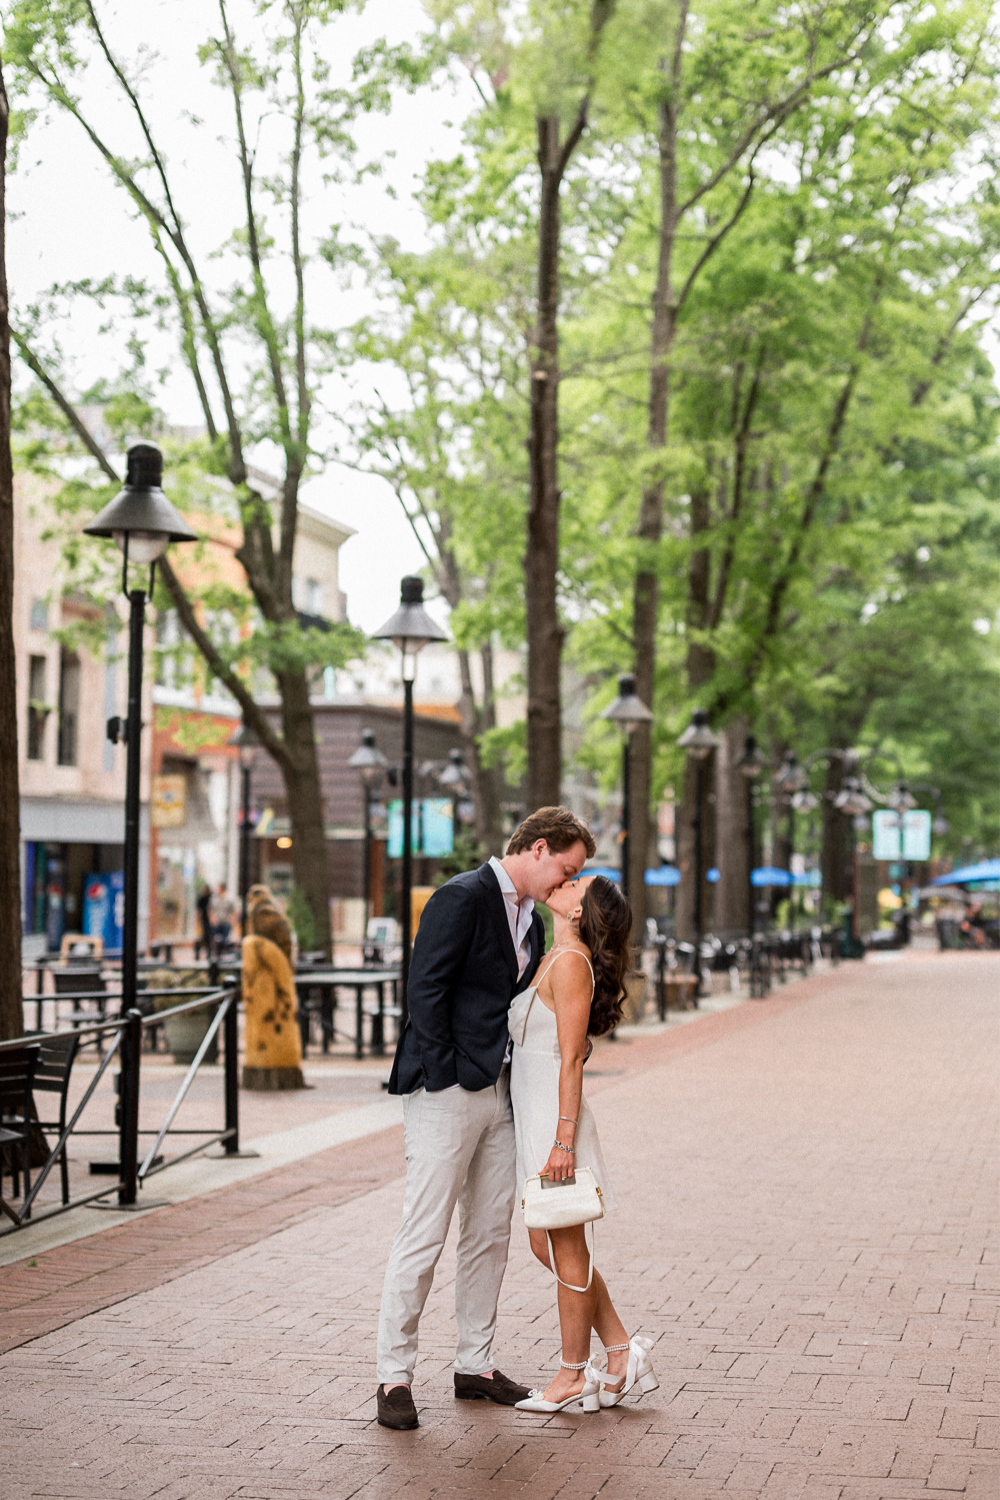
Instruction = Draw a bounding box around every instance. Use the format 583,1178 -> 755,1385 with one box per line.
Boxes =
241,886 -> 305,1090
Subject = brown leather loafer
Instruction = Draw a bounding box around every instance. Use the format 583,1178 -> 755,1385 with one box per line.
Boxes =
377,1383 -> 419,1429
454,1369 -> 531,1406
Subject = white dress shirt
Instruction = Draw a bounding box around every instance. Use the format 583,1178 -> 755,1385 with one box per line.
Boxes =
488,856 -> 535,980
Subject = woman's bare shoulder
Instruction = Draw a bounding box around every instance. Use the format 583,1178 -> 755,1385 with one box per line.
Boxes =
540,943 -> 594,998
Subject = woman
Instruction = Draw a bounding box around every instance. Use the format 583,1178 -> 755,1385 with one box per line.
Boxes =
508,874 -> 658,1413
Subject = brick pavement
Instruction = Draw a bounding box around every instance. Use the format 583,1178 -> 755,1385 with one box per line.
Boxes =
0,952 -> 996,1500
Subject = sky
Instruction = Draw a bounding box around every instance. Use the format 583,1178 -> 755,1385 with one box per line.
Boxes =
8,0 -> 480,631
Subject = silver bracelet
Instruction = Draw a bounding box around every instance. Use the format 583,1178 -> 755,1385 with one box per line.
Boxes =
553,1139 -> 575,1153
559,1115 -> 578,1124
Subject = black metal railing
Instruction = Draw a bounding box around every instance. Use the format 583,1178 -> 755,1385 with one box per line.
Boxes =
0,979 -> 241,1234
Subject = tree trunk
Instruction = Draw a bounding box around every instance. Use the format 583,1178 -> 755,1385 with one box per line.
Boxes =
821,753 -> 851,908
276,668 -> 332,956
525,114 -> 566,812
457,642 -> 504,856
674,752 -> 716,942
0,63 -> 22,1042
629,13 -> 688,949
714,717 -> 750,935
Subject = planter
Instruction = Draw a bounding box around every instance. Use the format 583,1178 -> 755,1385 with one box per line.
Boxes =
162,1005 -> 218,1066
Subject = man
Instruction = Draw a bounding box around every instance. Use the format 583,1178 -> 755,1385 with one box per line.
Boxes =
375,806 -> 596,1430
210,883 -> 237,950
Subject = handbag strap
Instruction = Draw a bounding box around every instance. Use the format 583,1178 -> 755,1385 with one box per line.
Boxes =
545,1222 -> 595,1293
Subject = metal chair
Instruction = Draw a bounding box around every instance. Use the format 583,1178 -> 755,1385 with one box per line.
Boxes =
0,1045 -> 39,1222
53,967 -> 108,1052
26,1032 -> 81,1205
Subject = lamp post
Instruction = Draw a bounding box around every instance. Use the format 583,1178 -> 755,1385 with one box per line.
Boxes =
834,767 -> 873,952
373,578 -> 448,1018
772,751 -> 811,930
438,747 -> 471,844
676,708 -> 720,996
228,721 -> 261,935
84,443 -> 196,1205
349,729 -> 388,927
736,735 -> 764,937
602,675 -> 654,908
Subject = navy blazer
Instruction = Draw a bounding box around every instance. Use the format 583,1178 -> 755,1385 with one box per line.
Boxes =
388,863 -> 545,1095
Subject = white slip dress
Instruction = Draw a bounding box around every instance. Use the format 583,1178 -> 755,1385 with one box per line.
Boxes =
508,949 -> 616,1214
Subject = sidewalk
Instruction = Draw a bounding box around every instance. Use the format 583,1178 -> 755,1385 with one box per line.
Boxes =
0,953 -> 996,1499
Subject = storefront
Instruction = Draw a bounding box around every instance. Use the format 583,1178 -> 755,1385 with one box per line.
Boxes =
20,797 -> 137,958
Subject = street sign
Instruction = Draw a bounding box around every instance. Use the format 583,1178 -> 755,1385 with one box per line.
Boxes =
872,808 -> 932,861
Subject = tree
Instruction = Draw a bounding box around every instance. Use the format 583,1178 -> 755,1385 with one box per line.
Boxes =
345,233 -> 532,852
555,0 -> 1000,933
428,0 -> 618,809
0,52 -> 22,1041
6,0 -> 379,950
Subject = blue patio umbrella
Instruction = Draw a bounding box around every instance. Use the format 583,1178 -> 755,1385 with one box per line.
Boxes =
751,866 -> 792,887
929,859 -> 1000,886
645,866 -> 681,886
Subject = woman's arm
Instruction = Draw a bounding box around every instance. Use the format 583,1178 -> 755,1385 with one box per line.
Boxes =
541,951 -> 593,1182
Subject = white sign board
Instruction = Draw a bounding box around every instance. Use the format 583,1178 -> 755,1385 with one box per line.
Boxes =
902,809 -> 931,861
872,809 -> 932,862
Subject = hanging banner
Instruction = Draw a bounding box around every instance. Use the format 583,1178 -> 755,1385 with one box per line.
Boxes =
151,773 -> 186,828
387,799 -> 454,858
872,808 -> 932,861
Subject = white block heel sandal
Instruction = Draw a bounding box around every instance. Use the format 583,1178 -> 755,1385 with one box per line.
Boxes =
515,1358 -> 601,1413
585,1335 -> 658,1408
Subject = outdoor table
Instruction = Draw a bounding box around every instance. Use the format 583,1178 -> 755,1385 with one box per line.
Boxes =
294,966 -> 401,1059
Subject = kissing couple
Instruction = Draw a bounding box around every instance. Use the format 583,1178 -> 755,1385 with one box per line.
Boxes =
375,805 -> 658,1429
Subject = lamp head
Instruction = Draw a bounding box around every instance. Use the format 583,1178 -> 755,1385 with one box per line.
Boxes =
835,776 -> 872,817
438,746 -> 470,790
601,673 -> 654,736
773,750 -> 809,793
736,734 -> 764,780
349,728 -> 389,789
228,719 -> 261,770
889,780 -> 917,811
83,443 -> 197,567
372,576 -> 449,681
676,707 -> 719,760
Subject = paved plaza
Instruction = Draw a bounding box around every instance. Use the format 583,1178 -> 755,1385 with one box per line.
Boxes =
0,952 -> 996,1500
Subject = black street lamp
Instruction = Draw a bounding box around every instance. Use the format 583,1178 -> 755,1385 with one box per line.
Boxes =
349,729 -> 388,927
84,443 -> 196,1205
601,674 -> 653,908
438,747 -> 472,841
772,751 -> 815,930
372,577 -> 448,1018
834,767 -> 873,952
228,721 -> 261,935
676,708 -> 719,996
736,735 -> 765,937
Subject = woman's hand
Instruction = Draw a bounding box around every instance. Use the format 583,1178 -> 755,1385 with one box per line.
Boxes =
543,1143 -> 576,1183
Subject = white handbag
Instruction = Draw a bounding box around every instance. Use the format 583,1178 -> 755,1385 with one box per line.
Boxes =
522,1167 -> 605,1292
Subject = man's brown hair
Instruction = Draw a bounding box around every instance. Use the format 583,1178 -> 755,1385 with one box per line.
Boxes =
506,805 -> 596,859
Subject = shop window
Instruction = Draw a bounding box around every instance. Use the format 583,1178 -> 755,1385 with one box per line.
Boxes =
57,650 -> 81,766
27,655 -> 48,760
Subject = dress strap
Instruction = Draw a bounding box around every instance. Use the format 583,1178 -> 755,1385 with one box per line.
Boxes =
538,947 -> 594,994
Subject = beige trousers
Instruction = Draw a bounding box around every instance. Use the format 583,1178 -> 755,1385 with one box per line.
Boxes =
376,1069 -> 516,1384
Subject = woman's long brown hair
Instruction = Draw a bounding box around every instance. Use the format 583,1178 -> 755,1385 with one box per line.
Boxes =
578,876 -> 633,1036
